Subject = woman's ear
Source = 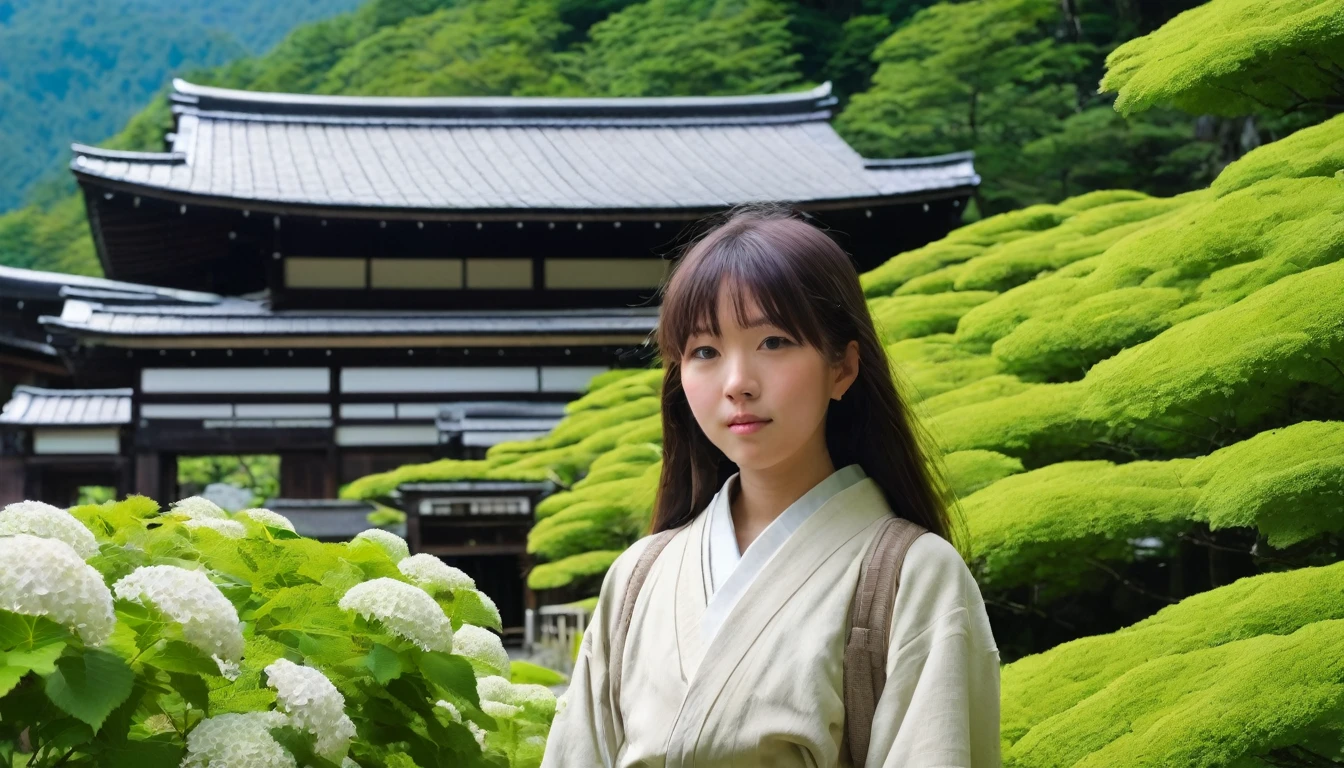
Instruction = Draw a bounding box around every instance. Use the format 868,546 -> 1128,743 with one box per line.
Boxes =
831,340 -> 860,401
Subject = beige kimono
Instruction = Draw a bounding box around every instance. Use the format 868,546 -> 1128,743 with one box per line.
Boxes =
540,466 -> 1002,768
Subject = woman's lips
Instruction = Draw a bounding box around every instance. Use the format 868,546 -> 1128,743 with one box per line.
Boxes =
728,419 -> 770,435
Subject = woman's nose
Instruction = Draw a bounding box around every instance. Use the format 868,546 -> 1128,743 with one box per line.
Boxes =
724,355 -> 758,400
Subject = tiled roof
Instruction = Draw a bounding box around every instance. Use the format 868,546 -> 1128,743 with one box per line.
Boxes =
437,401 -> 569,447
70,79 -> 978,214
0,265 -> 218,304
41,298 -> 659,342
0,386 -> 132,426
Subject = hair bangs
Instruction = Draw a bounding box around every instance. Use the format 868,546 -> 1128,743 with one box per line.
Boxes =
658,219 -> 829,364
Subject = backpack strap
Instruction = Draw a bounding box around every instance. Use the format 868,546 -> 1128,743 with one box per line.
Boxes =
841,515 -> 929,768
608,528 -> 679,714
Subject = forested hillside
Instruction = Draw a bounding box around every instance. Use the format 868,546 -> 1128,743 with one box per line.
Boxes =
0,0 -> 364,213
342,0 -> 1344,762
2,0 -> 1312,275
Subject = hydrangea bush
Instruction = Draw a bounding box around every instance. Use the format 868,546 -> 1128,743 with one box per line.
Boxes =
0,498 -> 555,768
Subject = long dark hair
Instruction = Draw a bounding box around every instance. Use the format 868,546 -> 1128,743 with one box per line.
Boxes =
651,203 -> 959,548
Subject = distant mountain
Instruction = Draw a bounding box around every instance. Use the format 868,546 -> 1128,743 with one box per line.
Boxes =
0,0 -> 364,211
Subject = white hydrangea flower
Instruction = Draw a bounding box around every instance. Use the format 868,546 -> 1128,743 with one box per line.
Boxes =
477,675 -> 557,719
481,700 -> 520,720
467,721 -> 487,750
0,534 -> 115,645
238,508 -> 296,532
341,759 -> 360,768
0,500 -> 99,559
435,700 -> 463,723
182,711 -> 295,768
263,658 -> 357,761
169,496 -> 229,520
452,624 -> 510,676
351,529 -> 408,563
184,517 -> 247,539
215,656 -> 241,681
112,565 -> 244,666
397,554 -> 475,593
337,578 -> 452,653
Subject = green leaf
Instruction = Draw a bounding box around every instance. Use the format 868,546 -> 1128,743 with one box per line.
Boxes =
451,590 -> 502,632
417,652 -> 477,703
141,640 -> 220,676
43,649 -> 135,731
365,643 -> 404,684
0,666 -> 24,697
167,672 -> 210,714
6,642 -> 67,675
0,611 -> 70,651
100,735 -> 184,768
269,725 -> 341,768
42,718 -> 94,753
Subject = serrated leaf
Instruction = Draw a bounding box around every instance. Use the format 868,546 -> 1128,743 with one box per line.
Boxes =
44,649 -> 134,731
365,643 -> 403,684
167,672 -> 210,713
417,652 -> 477,703
142,640 -> 220,676
5,642 -> 65,675
0,666 -> 24,697
43,718 -> 94,753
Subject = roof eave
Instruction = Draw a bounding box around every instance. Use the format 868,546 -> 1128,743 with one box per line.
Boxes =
71,172 -> 978,221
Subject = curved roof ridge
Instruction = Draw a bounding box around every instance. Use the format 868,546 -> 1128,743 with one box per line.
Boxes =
170,78 -> 836,122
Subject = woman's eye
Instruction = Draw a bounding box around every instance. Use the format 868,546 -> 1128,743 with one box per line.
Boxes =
762,336 -> 792,350
689,346 -> 716,360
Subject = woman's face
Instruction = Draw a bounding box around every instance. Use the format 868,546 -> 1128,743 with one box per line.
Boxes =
680,281 -> 858,473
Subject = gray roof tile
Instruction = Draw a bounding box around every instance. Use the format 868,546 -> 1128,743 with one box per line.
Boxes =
71,80 -> 978,212
0,386 -> 132,426
41,297 -> 659,341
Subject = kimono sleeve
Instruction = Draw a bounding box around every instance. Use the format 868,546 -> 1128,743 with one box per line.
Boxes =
539,540 -> 645,768
863,535 -> 1003,768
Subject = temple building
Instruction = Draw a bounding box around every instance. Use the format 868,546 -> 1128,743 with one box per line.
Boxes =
0,77 -> 978,636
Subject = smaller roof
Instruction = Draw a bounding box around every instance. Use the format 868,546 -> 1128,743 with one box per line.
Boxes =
398,480 -> 558,494
438,401 -> 568,447
0,265 -> 219,305
41,298 -> 658,347
0,386 -> 132,427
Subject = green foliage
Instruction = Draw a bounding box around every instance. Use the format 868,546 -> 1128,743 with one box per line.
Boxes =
0,0 -> 365,212
315,0 -> 571,96
0,195 -> 98,275
1101,0 -> 1344,117
526,550 -> 623,590
508,660 -> 566,687
1001,561 -> 1344,764
2,496 -> 550,767
176,455 -> 280,507
556,0 -> 804,97
941,449 -> 1023,498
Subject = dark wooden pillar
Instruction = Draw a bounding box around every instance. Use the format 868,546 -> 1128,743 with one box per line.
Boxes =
0,457 -> 24,505
134,452 -> 176,503
280,452 -> 334,498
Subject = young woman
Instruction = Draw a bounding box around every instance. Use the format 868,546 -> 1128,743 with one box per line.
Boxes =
540,204 -> 1000,768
